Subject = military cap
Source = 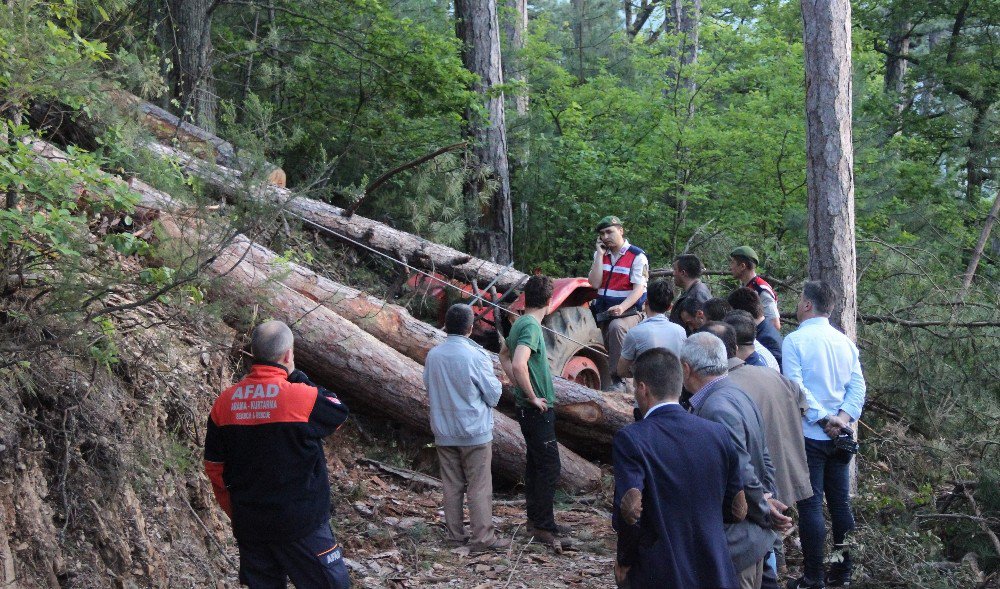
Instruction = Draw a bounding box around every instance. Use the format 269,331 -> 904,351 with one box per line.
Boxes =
595,215 -> 623,232
730,245 -> 759,266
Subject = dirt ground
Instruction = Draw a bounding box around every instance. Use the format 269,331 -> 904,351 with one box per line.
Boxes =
301,425 -> 619,589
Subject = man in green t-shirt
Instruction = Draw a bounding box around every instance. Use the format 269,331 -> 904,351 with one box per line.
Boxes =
499,274 -> 566,551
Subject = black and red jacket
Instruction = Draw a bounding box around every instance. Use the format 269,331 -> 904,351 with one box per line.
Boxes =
203,362 -> 349,544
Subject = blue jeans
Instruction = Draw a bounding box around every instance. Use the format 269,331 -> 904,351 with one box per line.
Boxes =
796,438 -> 855,580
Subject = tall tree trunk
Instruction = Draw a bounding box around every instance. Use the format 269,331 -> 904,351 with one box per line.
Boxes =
678,0 -> 700,110
801,0 -> 858,341
624,0 -> 633,32
502,0 -> 528,116
455,0 -> 514,265
572,0 -> 586,83
165,0 -> 217,130
965,102 -> 990,203
883,16 -> 909,107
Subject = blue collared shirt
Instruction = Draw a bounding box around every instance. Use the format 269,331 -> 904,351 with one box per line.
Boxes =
781,317 -> 866,440
687,375 -> 727,412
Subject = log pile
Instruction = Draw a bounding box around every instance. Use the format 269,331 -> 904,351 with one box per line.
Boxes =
120,178 -> 602,491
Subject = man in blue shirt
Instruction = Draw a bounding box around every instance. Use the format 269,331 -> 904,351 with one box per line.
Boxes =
424,304 -> 507,553
782,281 -> 866,589
617,279 -> 687,378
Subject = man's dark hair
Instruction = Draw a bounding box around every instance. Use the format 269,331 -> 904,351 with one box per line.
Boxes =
633,348 -> 683,401
647,279 -> 673,313
727,287 -> 764,319
723,310 -> 756,346
731,254 -> 756,270
679,295 -> 705,317
699,321 -> 737,359
704,298 -> 732,321
802,280 -> 835,315
674,254 -> 703,279
524,274 -> 554,309
444,303 -> 475,335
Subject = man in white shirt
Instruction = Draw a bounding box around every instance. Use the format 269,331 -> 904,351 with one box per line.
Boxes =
587,216 -> 649,392
782,281 -> 866,589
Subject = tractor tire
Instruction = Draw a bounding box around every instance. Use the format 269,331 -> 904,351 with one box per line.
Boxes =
542,306 -> 610,390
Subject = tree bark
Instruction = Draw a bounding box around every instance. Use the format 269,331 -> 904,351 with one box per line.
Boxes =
801,0 -> 858,341
164,0 -> 218,131
130,185 -> 601,491
146,142 -> 533,294
502,0 -> 528,116
455,0 -> 514,265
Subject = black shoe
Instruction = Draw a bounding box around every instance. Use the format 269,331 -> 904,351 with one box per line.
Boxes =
826,562 -> 852,587
786,577 -> 824,589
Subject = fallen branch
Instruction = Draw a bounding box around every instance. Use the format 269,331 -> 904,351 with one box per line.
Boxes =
357,458 -> 443,490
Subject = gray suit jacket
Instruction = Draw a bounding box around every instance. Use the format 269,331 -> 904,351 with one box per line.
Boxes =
692,378 -> 776,572
726,358 -> 813,504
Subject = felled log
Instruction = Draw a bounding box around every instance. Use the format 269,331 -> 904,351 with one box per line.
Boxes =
144,142 -> 531,294
176,232 -> 632,454
108,90 -> 286,187
205,241 -> 601,490
127,183 -> 600,491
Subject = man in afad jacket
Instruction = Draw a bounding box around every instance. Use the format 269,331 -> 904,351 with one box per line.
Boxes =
204,320 -> 351,589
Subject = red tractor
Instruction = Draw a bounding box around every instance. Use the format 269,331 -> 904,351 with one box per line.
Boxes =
407,275 -> 611,390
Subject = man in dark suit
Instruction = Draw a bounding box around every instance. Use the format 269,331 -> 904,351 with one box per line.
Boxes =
612,348 -> 747,589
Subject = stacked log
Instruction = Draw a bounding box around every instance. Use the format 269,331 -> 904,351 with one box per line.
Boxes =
220,237 -> 633,449
124,179 -> 602,491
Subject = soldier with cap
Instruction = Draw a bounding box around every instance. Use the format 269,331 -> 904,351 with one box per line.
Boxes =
587,215 -> 649,392
730,246 -> 781,331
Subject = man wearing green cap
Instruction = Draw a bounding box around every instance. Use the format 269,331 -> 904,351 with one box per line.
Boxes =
730,246 -> 781,331
588,216 -> 649,392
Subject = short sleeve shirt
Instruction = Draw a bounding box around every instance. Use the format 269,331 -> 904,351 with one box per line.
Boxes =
620,315 -> 687,360
505,315 -> 557,408
595,240 -> 649,287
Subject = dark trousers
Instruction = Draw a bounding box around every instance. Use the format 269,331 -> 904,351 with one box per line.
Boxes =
238,523 -> 351,589
796,438 -> 855,580
516,406 -> 561,533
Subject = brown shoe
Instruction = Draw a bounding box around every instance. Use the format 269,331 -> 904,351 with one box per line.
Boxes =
469,538 -> 512,554
526,522 -> 572,536
530,529 -> 564,554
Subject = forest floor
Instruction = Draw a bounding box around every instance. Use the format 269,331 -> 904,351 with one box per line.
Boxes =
288,424 -> 618,589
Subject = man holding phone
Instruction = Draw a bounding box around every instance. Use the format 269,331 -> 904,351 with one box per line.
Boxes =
587,216 -> 649,393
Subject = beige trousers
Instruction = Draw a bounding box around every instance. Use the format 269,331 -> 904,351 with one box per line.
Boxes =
738,558 -> 764,589
437,443 -> 495,546
603,314 -> 642,378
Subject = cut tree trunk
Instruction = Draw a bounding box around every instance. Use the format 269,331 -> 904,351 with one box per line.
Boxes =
223,236 -> 633,453
127,190 -> 631,454
801,0 -> 858,341
145,141 -> 531,294
128,183 -> 601,491
109,90 -> 286,187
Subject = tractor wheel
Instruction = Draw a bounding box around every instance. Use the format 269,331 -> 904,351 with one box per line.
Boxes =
542,306 -> 609,390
